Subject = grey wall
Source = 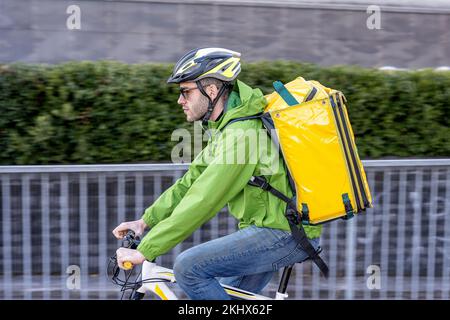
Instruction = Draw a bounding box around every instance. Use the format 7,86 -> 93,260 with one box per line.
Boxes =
1,0 -> 449,67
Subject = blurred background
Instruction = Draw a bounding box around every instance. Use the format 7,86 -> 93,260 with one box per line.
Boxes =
2,0 -> 450,67
0,0 -> 449,300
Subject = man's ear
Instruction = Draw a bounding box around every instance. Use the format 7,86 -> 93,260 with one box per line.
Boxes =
206,84 -> 219,100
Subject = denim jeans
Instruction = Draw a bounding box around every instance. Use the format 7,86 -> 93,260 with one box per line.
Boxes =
173,225 -> 320,300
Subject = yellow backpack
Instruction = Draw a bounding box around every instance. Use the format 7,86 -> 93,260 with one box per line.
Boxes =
262,76 -> 373,225
225,77 -> 373,277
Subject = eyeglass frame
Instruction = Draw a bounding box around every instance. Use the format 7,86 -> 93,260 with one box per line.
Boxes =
179,86 -> 199,99
179,83 -> 218,99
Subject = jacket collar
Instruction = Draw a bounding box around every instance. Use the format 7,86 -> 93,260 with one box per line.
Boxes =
206,80 -> 265,131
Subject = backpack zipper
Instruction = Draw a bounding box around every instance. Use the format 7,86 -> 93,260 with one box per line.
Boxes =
329,95 -> 363,212
335,94 -> 371,208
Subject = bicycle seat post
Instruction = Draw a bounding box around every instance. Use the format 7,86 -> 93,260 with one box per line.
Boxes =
276,246 -> 323,299
277,265 -> 294,299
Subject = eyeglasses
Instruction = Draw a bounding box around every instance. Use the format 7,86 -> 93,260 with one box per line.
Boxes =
179,87 -> 199,99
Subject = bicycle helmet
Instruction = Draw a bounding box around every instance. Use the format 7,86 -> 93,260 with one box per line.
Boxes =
167,47 -> 241,84
168,48 -> 242,124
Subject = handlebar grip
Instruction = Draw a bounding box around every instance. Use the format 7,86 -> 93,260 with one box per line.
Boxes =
123,261 -> 133,270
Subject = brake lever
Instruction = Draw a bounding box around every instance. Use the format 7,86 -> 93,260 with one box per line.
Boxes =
122,230 -> 141,249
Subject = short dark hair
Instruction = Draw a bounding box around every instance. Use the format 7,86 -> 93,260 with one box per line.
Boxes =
199,77 -> 231,100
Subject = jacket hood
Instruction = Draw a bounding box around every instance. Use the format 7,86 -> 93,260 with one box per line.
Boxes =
207,80 -> 266,131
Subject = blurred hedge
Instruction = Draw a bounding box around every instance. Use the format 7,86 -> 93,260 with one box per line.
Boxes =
0,61 -> 449,165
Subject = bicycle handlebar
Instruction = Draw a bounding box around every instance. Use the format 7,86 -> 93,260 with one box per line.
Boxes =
122,230 -> 140,270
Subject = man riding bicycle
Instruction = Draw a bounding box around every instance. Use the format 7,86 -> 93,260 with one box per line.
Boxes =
112,47 -> 322,300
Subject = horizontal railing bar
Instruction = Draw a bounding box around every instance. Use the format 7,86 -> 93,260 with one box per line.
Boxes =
0,164 -> 189,173
362,159 -> 450,167
0,159 -> 449,173
70,0 -> 450,15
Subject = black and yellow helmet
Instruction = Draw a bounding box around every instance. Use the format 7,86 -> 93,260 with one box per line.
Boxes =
167,47 -> 241,84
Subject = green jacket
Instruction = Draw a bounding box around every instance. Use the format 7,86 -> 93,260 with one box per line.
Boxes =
137,80 -> 322,261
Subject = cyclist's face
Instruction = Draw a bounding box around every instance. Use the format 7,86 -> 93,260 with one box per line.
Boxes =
177,82 -> 209,122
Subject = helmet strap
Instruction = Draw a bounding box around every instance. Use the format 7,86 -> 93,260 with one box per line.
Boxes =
196,81 -> 229,126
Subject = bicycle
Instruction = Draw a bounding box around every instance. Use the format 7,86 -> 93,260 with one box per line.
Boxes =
107,230 -> 322,300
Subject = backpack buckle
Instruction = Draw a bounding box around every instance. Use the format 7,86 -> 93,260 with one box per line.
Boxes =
249,176 -> 270,191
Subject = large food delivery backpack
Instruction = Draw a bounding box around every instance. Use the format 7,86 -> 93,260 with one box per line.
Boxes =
225,77 -> 373,277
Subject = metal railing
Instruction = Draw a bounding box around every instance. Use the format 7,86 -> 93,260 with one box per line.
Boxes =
0,159 -> 449,299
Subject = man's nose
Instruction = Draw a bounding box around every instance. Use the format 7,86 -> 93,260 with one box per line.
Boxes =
177,94 -> 185,105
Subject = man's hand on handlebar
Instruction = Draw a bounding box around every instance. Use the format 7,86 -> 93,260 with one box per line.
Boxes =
116,247 -> 146,270
112,218 -> 147,239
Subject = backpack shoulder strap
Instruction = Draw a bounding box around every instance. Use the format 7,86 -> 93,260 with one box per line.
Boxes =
220,113 -> 263,131
248,176 -> 329,278
273,81 -> 299,106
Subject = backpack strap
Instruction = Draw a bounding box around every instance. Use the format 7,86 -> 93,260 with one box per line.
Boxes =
221,113 -> 263,130
273,81 -> 299,106
248,176 -> 329,278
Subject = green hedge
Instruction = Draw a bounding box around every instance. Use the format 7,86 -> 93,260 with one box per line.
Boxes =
0,61 -> 449,165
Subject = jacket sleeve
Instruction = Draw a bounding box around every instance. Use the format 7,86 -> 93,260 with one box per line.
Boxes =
137,125 -> 258,261
141,150 -> 206,228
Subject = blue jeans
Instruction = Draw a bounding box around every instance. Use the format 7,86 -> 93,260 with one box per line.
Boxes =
173,225 -> 320,300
